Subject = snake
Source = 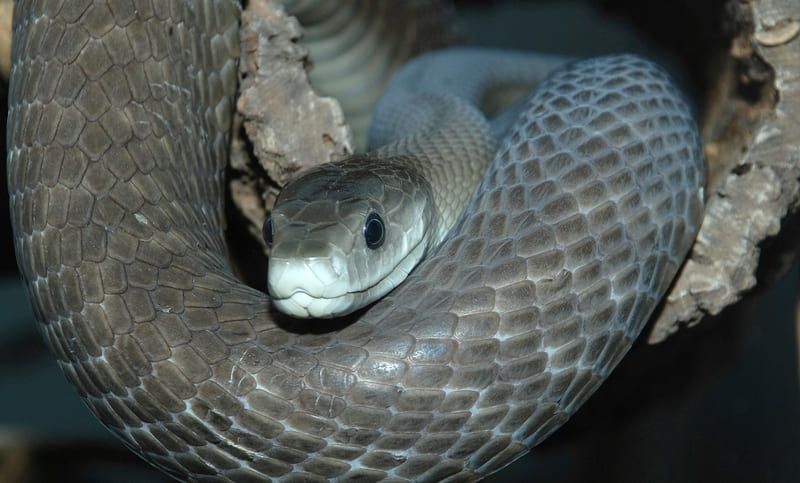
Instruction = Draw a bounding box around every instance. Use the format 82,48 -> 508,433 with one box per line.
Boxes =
7,1 -> 706,482
266,47 -> 570,318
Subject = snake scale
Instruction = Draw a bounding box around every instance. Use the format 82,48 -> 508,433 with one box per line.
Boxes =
7,1 -> 705,481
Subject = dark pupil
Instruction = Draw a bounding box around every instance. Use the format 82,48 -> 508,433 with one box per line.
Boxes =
363,212 -> 385,249
262,216 -> 273,246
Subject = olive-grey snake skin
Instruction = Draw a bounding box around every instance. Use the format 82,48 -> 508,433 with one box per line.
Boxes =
7,1 -> 705,481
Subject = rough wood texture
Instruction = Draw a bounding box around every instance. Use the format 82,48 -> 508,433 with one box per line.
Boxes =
649,0 -> 800,342
0,0 -> 13,78
228,0 -> 356,250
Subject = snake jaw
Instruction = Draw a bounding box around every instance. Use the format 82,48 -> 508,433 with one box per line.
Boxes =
271,292 -> 349,319
267,255 -> 353,318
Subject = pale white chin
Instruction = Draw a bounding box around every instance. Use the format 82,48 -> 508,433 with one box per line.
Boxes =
267,257 -> 347,300
272,292 -> 356,319
268,257 -> 363,318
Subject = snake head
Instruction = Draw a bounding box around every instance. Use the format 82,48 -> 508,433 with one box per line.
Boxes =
266,155 -> 436,318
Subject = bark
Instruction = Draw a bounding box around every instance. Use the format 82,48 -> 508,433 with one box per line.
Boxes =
0,0 -> 13,79
650,0 -> 800,342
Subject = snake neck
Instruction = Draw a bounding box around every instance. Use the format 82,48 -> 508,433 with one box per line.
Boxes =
365,48 -> 574,243
371,92 -> 496,245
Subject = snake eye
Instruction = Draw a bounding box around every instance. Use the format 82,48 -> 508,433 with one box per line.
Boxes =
363,212 -> 385,249
263,215 -> 273,247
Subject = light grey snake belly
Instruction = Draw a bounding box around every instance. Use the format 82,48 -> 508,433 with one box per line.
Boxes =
7,1 -> 706,482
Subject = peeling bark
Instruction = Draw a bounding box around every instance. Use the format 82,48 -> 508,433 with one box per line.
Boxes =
0,0 -> 13,79
650,0 -> 800,342
228,0 -> 356,251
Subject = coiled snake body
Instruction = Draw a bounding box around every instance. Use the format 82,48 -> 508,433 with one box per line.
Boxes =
8,1 -> 705,481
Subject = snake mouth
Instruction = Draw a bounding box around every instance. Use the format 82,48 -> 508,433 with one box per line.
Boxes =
269,272 -> 386,318
267,254 -> 362,318
271,290 -> 355,319
267,224 -> 432,318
